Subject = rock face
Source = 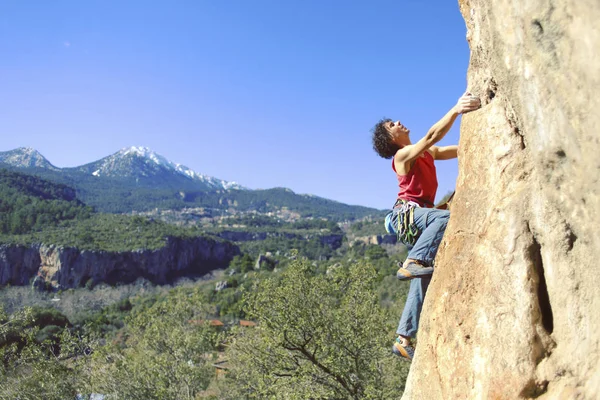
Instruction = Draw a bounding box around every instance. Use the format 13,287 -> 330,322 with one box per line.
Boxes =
0,237 -> 240,290
403,1 -> 600,399
350,234 -> 397,247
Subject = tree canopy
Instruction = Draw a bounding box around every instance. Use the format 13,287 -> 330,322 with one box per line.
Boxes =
224,258 -> 409,399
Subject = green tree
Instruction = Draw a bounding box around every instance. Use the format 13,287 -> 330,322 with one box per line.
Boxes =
364,244 -> 388,260
87,290 -> 218,399
224,259 -> 408,399
230,253 -> 255,273
0,306 -> 90,400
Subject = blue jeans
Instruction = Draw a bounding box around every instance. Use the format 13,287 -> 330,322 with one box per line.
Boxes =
387,207 -> 450,337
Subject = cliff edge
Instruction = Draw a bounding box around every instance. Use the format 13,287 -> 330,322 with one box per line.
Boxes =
402,0 -> 600,399
0,236 -> 240,289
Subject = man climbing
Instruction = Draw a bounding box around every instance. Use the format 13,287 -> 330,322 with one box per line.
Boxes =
371,92 -> 481,361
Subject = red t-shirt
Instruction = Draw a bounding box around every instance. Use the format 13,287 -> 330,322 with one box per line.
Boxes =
392,151 -> 438,207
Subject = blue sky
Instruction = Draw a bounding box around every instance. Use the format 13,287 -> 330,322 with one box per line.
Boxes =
0,1 -> 470,210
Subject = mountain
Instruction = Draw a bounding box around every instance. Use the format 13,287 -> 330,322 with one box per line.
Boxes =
0,147 -> 382,220
69,146 -> 243,191
0,147 -> 59,170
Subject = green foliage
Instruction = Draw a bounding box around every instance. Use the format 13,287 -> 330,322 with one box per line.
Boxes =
0,249 -> 414,399
88,289 -> 218,399
221,214 -> 342,233
355,242 -> 404,277
0,290 -> 221,399
0,332 -> 86,400
364,244 -> 388,260
30,306 -> 70,327
211,286 -> 246,319
238,234 -> 339,261
0,168 -> 217,252
224,259 -> 409,399
0,213 -> 213,252
0,306 -> 91,399
376,276 -> 411,313
0,169 -> 78,201
289,218 -> 342,232
83,298 -> 133,336
35,324 -> 62,343
0,169 -> 93,235
221,214 -> 283,228
230,254 -> 255,273
348,219 -> 387,236
0,306 -> 34,339
0,306 -> 71,353
209,216 -> 344,262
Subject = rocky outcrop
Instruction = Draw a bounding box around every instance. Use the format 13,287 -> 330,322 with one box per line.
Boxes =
349,234 -> 397,247
254,253 -> 278,271
215,280 -> 229,292
403,1 -> 600,399
0,236 -> 240,290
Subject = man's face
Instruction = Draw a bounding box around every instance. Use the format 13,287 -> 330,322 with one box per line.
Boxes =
386,120 -> 410,139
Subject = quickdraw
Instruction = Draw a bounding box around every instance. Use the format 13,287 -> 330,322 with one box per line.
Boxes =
392,199 -> 421,246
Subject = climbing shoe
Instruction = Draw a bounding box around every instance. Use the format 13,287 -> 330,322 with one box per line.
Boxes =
397,260 -> 434,281
392,337 -> 414,361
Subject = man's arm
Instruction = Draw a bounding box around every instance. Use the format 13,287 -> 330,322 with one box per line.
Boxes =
430,145 -> 458,160
395,92 -> 480,164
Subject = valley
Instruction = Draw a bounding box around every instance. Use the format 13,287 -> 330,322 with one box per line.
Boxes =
0,147 -> 409,398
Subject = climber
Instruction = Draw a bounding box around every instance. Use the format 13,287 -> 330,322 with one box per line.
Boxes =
371,91 -> 481,361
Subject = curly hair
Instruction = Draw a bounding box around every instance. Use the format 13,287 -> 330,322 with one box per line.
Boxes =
371,118 -> 399,159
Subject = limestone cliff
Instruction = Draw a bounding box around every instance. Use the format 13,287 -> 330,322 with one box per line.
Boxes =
403,1 -> 600,399
0,236 -> 240,290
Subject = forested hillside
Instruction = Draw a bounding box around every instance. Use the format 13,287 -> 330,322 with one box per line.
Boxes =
0,169 -> 93,235
0,169 -> 210,251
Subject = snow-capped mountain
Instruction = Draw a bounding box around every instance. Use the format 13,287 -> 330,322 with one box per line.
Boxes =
0,147 -> 59,170
0,146 -> 380,218
71,146 -> 243,190
0,146 -> 242,191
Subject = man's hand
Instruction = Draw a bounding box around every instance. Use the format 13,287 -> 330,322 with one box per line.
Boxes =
454,92 -> 481,114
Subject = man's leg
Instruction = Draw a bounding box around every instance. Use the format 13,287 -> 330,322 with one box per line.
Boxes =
393,208 -> 448,359
393,275 -> 432,360
396,275 -> 432,338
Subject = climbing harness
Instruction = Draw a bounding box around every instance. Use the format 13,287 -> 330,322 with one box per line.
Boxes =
385,199 -> 421,246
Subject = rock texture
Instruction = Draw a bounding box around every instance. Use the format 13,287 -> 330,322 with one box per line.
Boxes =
0,237 -> 240,290
403,1 -> 600,399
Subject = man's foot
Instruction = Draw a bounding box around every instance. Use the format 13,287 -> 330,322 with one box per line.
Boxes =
392,337 -> 414,361
397,260 -> 434,281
